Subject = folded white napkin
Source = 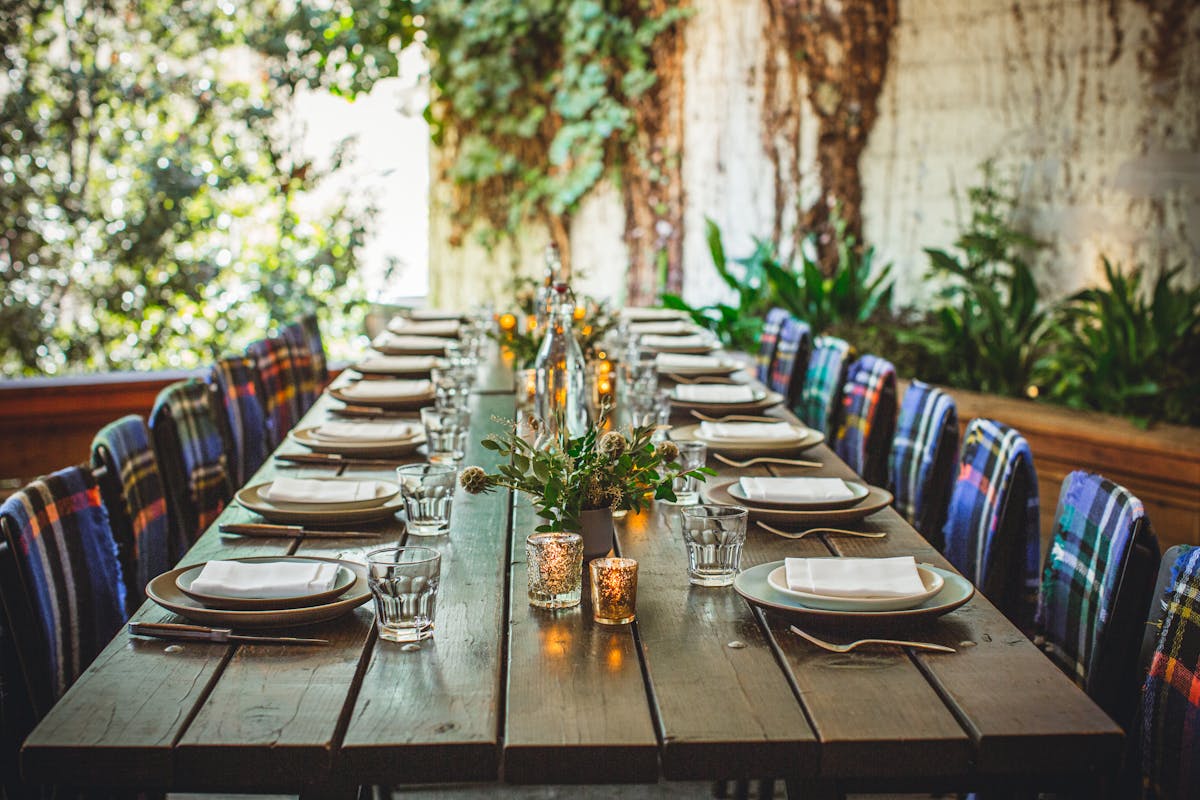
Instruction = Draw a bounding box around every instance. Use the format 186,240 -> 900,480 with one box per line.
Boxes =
262,477 -> 391,504
629,320 -> 696,336
621,307 -> 688,321
371,332 -> 453,352
784,556 -> 926,598
190,560 -> 341,599
353,355 -> 437,373
386,317 -> 461,337
738,477 -> 854,502
699,422 -> 798,441
641,333 -> 711,350
407,309 -> 462,322
339,379 -> 433,400
655,353 -> 725,371
673,384 -> 756,403
313,421 -> 417,442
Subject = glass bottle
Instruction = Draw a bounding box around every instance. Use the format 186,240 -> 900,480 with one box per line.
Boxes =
534,283 -> 589,439
534,244 -> 563,332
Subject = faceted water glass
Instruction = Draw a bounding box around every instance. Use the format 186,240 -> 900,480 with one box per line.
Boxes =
666,439 -> 707,505
396,463 -> 456,536
367,546 -> 441,643
420,406 -> 469,465
679,504 -> 747,587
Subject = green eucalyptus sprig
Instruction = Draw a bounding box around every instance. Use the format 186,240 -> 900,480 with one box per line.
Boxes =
459,406 -> 714,533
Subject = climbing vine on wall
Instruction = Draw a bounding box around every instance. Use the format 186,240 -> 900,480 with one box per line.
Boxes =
419,0 -> 690,299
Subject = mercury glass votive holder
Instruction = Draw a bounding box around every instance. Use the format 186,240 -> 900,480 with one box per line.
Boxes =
526,532 -> 584,608
589,557 -> 638,625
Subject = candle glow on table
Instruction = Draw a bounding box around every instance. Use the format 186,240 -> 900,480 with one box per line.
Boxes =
526,532 -> 584,608
590,557 -> 638,625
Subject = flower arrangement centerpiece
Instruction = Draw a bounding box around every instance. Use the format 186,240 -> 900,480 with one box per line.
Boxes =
460,405 -> 713,556
489,277 -> 619,368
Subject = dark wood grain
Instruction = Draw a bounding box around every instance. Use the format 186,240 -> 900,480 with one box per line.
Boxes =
502,500 -> 659,784
337,391 -> 514,784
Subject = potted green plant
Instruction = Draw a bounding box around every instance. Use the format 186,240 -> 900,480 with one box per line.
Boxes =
459,406 -> 714,558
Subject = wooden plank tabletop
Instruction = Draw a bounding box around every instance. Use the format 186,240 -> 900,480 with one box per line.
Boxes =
20,352 -> 1123,795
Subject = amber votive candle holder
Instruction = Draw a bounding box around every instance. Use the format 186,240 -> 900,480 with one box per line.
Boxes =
589,557 -> 638,625
526,532 -> 584,609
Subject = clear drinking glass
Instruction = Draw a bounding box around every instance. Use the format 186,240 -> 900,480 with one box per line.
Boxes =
420,406 -> 469,465
431,367 -> 471,412
396,463 -> 456,535
621,357 -> 659,405
526,532 -> 584,608
367,546 -> 441,643
679,504 -> 747,587
666,439 -> 707,505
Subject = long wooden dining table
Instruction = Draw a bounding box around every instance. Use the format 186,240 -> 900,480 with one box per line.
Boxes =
20,352 -> 1122,798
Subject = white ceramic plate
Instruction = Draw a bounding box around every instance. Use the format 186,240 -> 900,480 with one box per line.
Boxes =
727,479 -> 871,510
765,563 -> 945,612
328,385 -> 436,410
255,477 -> 400,511
349,355 -> 438,377
704,480 -> 893,525
672,423 -> 824,454
668,389 -> 785,415
289,426 -> 426,457
236,482 -> 404,525
175,560 -> 357,611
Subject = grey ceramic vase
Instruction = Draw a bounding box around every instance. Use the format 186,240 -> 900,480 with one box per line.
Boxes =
578,507 -> 616,560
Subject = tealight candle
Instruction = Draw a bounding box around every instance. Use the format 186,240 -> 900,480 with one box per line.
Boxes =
499,313 -> 517,332
589,557 -> 638,625
526,532 -> 584,609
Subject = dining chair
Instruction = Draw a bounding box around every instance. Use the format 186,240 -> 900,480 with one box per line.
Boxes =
246,334 -> 310,447
767,317 -> 811,407
755,307 -> 791,383
150,379 -> 232,558
943,418 -> 1040,631
208,354 -> 269,487
1138,545 -> 1200,800
834,354 -> 897,487
796,335 -> 852,439
1034,471 -> 1159,734
888,379 -> 959,547
285,312 -> 329,387
281,319 -> 323,414
0,573 -> 38,800
0,466 -> 126,710
91,414 -> 172,609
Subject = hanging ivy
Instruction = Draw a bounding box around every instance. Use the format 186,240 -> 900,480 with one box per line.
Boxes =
418,0 -> 691,284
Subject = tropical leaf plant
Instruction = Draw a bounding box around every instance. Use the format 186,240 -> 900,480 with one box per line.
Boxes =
1037,259 -> 1200,426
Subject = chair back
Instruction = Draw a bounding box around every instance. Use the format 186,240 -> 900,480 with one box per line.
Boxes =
755,308 -> 791,383
280,320 -> 322,415
0,531 -> 40,797
768,317 -> 811,405
834,354 -> 897,486
1036,471 -> 1159,732
91,415 -> 171,607
797,336 -> 852,438
1139,545 -> 1200,800
150,379 -> 231,557
208,355 -> 269,486
888,380 -> 959,546
286,312 -> 329,386
0,467 -> 125,706
246,335 -> 309,447
943,418 -> 1040,630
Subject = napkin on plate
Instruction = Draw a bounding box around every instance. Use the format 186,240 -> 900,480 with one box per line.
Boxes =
620,307 -> 688,322
312,421 -> 417,442
655,353 -> 725,371
673,384 -> 757,404
385,317 -> 461,337
784,556 -> 926,598
699,422 -> 798,441
738,477 -> 854,502
190,560 -> 341,599
262,477 -> 390,504
640,333 -> 711,350
371,332 -> 453,352
407,309 -> 462,322
353,355 -> 437,373
338,379 -> 433,400
629,320 -> 696,336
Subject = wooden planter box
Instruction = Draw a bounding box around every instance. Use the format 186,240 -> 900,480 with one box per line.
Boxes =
930,383 -> 1200,553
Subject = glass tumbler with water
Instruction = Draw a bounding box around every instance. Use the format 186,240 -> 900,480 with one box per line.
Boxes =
367,546 -> 441,643
420,406 -> 469,465
680,504 -> 747,587
667,440 -> 707,505
396,463 -> 456,536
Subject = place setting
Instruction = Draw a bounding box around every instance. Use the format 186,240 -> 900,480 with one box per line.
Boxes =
671,418 -> 824,456
619,306 -> 691,323
288,418 -> 427,458
143,554 -> 373,630
347,353 -> 439,377
637,331 -> 718,354
235,475 -> 406,525
654,351 -> 745,379
733,553 -> 975,625
667,381 -> 785,415
385,316 -> 463,339
328,377 -> 437,410
703,474 -> 894,525
370,330 -> 457,356
627,319 -> 701,337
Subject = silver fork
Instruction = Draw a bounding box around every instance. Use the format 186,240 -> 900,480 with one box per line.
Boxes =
756,521 -> 887,540
713,453 -> 822,469
689,410 -> 783,424
789,625 -> 955,654
666,373 -> 741,385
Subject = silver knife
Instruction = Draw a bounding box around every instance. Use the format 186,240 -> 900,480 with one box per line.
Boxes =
129,621 -> 329,646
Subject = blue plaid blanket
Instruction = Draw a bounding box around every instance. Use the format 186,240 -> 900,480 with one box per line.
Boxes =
247,336 -> 305,447
281,320 -> 322,414
92,415 -> 170,601
755,308 -> 790,383
798,336 -> 851,438
769,317 -> 811,405
209,355 -> 268,486
0,467 -> 125,700
835,355 -> 897,486
888,380 -> 958,543
943,418 -> 1040,629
